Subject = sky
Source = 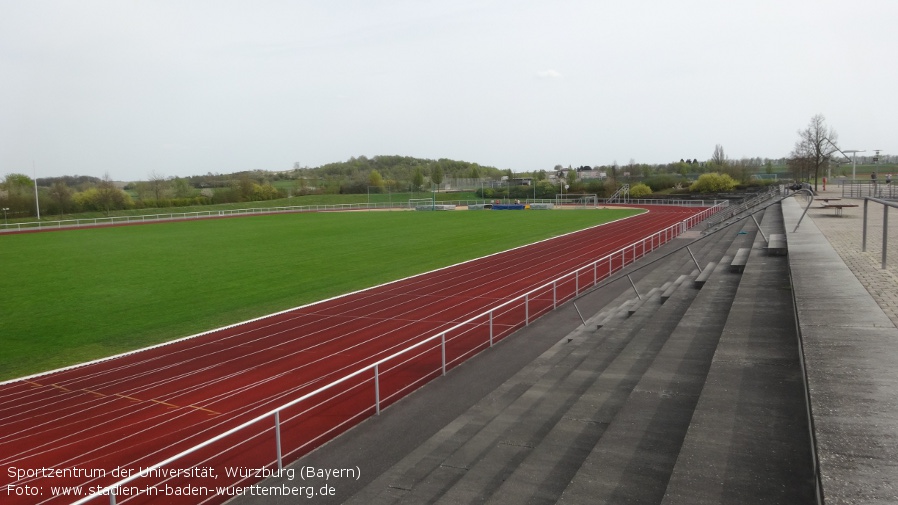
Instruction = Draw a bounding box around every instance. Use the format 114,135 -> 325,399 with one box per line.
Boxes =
2,0 -> 895,181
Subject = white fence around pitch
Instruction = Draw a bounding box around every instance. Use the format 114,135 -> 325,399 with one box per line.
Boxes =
1,198 -> 721,232
70,202 -> 722,505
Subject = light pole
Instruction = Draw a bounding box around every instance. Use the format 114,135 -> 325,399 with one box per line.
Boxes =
842,150 -> 864,182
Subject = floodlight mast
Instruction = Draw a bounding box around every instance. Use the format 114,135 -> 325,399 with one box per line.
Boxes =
824,138 -> 864,181
843,150 -> 865,182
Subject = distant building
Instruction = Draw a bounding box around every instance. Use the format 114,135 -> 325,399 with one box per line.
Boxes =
578,170 -> 605,180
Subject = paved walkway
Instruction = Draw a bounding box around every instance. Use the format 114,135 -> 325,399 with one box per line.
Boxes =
784,194 -> 898,504
803,186 -> 898,328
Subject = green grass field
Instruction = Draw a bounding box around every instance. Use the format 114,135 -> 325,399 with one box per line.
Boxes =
0,208 -> 642,381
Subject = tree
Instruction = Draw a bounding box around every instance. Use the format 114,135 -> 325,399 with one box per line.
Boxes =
47,181 -> 74,215
148,170 -> 169,201
2,173 -> 37,217
711,144 -> 727,167
3,173 -> 34,195
430,165 -> 444,187
235,174 -> 255,201
368,169 -> 384,191
411,167 -> 424,191
171,177 -> 195,199
95,173 -> 127,215
790,114 -> 838,191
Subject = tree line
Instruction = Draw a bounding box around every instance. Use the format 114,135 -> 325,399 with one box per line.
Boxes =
2,135 -> 891,220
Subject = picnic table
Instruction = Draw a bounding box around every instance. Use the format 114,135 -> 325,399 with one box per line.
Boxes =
818,202 -> 858,216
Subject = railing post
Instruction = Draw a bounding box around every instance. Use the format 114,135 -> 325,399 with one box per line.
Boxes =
863,198 -> 869,252
109,490 -> 116,505
553,281 -> 557,309
525,293 -> 529,325
883,204 -> 889,270
441,333 -> 446,376
374,364 -> 381,415
489,311 -> 494,347
274,411 -> 283,470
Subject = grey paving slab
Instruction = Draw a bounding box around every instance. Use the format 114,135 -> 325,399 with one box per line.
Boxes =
783,196 -> 898,504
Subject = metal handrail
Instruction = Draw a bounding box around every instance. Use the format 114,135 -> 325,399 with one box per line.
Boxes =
790,189 -> 815,232
67,203 -> 723,504
862,196 -> 898,269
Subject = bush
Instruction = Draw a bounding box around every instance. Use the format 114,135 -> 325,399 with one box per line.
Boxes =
690,172 -> 737,193
629,183 -> 652,198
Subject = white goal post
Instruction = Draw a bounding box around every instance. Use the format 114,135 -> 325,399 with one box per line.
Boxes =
554,194 -> 598,208
409,198 -> 435,210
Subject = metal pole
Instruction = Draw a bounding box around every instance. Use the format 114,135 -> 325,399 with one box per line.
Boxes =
374,364 -> 381,415
525,293 -> 529,325
489,311 -> 494,347
441,333 -> 446,376
863,198 -> 869,252
275,411 -> 283,470
627,275 -> 642,300
791,189 -> 815,232
882,205 -> 889,270
750,212 -> 768,244
573,302 -> 587,326
686,245 -> 703,273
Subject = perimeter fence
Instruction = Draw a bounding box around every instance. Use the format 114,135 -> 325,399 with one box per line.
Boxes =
2,198 -> 719,232
66,202 -> 723,505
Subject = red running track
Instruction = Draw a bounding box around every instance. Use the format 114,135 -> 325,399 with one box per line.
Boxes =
0,205 -> 706,504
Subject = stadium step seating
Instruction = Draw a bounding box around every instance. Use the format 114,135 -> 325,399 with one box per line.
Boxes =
342,207 -> 790,504
302,203 -> 815,505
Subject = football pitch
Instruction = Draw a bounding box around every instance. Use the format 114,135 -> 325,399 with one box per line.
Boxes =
0,208 -> 642,381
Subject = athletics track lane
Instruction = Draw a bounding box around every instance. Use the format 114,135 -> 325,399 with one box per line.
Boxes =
0,205 -> 706,504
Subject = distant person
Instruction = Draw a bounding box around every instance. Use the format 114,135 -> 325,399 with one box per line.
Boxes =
871,171 -> 877,182
888,174 -> 892,185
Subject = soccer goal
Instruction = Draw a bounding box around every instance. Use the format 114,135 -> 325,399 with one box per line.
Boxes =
409,197 -> 435,210
554,194 -> 598,208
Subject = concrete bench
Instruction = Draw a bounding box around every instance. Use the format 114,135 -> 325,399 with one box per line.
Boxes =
767,233 -> 787,256
730,247 -> 750,273
694,262 -> 717,288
